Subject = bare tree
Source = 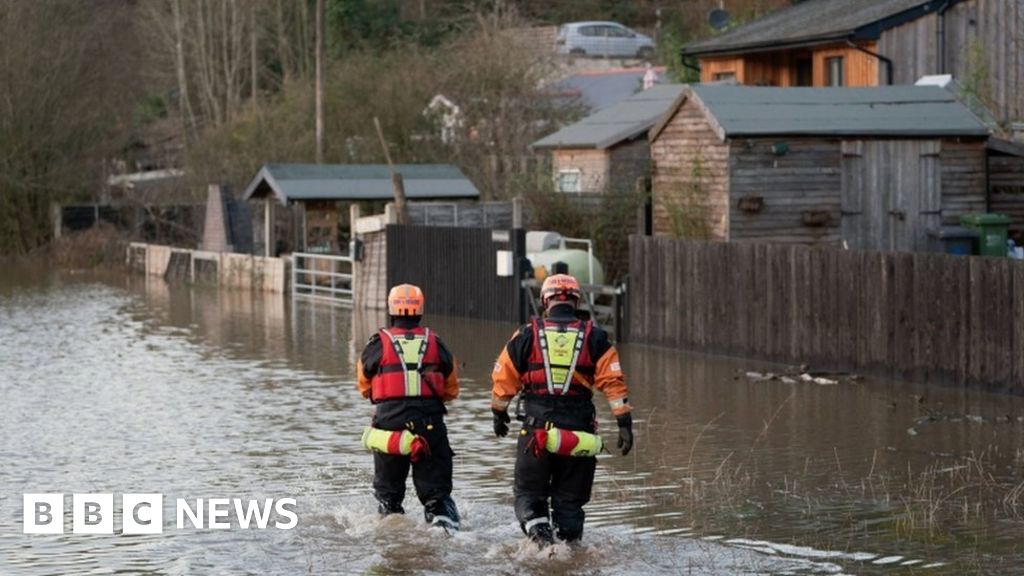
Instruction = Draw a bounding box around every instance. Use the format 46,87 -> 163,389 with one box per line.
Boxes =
0,1 -> 147,254
315,0 -> 324,164
147,0 -> 317,135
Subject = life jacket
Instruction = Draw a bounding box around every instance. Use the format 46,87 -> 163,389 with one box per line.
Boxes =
522,318 -> 595,398
370,327 -> 445,402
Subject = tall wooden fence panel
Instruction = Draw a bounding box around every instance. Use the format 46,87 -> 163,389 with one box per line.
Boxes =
387,225 -> 526,323
628,236 -> 1024,390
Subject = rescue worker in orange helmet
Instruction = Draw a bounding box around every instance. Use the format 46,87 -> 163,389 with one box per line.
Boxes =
490,273 -> 633,546
357,284 -> 461,531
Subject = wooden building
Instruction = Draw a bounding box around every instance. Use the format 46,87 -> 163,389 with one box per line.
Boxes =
242,164 -> 479,255
684,0 -> 1024,124
531,84 -> 684,194
988,138 -> 1024,236
647,84 -> 1019,252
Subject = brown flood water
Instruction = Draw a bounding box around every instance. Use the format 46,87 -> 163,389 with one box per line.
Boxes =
1,266 -> 1023,575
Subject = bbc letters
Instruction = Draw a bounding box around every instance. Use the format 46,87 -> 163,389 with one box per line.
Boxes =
23,494 -> 298,534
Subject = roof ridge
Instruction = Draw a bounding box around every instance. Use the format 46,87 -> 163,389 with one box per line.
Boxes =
574,66 -> 667,78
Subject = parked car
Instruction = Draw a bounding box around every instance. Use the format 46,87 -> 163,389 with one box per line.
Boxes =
557,21 -> 656,59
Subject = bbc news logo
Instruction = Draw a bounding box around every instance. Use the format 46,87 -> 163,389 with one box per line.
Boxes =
23,494 -> 297,534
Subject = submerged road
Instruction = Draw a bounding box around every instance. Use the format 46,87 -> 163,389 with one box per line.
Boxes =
1,269 -> 1022,574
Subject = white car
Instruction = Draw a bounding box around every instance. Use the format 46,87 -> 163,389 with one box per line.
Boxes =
557,21 -> 656,59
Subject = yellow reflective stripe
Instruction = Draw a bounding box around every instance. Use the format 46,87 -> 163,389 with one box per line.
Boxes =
383,330 -> 427,397
397,336 -> 424,396
406,372 -> 420,396
539,323 -> 584,394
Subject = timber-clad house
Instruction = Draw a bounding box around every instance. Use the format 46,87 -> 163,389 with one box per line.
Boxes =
683,0 -> 1023,125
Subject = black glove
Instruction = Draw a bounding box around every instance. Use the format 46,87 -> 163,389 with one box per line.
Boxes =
616,413 -> 633,456
492,408 -> 511,438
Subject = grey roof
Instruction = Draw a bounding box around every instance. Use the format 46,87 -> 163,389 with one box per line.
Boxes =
684,0 -> 948,56
651,85 -> 990,140
549,68 -> 664,112
242,164 -> 479,205
532,84 -> 685,150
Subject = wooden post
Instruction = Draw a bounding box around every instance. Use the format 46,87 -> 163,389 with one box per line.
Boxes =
373,116 -> 408,224
512,196 -> 523,229
349,203 -> 361,232
264,197 -> 274,257
391,173 -> 408,224
51,202 -> 62,241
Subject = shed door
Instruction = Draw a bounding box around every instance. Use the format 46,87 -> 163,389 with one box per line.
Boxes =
841,140 -> 942,252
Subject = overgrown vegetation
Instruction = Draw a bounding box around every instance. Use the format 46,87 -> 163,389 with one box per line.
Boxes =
665,151 -> 713,239
0,2 -> 147,255
49,224 -> 129,271
524,182 -> 646,283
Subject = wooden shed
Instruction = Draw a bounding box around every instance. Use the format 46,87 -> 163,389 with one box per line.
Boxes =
648,84 -> 1001,251
988,138 -> 1024,237
532,84 -> 684,194
242,164 -> 479,255
683,0 -> 1024,126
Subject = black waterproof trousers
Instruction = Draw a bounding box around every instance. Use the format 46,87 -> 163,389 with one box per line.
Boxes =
372,413 -> 458,526
513,422 -> 598,542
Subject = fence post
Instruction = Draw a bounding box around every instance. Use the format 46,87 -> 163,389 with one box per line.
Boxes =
51,202 -> 62,240
292,253 -> 298,298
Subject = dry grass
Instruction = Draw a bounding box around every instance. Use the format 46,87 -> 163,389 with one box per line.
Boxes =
48,223 -> 128,270
635,403 -> 1024,547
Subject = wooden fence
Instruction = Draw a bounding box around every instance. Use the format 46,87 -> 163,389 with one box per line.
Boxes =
387,225 -> 527,323
628,236 -> 1024,390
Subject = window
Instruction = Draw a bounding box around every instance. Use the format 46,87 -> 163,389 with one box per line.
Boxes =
579,25 -> 599,37
556,169 -> 582,193
713,71 -> 736,82
795,57 -> 813,86
608,25 -> 632,38
826,56 -> 845,87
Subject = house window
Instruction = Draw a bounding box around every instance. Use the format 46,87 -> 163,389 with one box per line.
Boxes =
556,169 -> 582,193
826,56 -> 845,86
713,71 -> 736,82
795,57 -> 813,86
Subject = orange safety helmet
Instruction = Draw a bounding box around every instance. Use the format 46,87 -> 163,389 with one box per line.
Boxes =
387,284 -> 425,316
540,274 -> 581,308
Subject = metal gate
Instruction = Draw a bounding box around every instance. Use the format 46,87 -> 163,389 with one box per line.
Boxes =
291,252 -> 354,305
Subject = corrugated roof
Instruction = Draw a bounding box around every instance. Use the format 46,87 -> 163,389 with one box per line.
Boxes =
684,0 -> 952,56
651,85 -> 990,140
532,84 -> 685,149
242,164 -> 479,205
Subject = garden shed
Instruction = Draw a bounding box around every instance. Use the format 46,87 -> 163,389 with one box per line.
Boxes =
242,163 -> 479,255
648,84 -> 1000,251
532,84 -> 684,194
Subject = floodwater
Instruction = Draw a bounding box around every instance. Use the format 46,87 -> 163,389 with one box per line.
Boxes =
2,266 -> 1023,575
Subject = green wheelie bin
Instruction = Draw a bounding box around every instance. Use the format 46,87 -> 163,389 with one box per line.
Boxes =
960,213 -> 1012,257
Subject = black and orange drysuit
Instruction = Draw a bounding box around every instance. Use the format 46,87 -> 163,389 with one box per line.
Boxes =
357,316 -> 460,527
491,303 -> 632,542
